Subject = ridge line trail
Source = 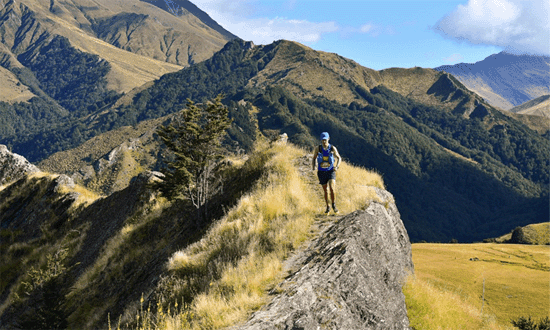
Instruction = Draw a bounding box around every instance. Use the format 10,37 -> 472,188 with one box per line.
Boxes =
282,153 -> 344,275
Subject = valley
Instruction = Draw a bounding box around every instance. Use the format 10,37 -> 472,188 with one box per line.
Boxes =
406,243 -> 550,329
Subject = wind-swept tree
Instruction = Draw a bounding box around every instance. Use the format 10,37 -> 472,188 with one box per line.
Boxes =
156,94 -> 231,223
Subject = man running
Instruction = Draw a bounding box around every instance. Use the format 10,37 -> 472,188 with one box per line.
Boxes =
312,132 -> 342,214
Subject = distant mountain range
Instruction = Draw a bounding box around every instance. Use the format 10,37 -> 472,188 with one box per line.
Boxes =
510,95 -> 550,118
0,0 -> 234,161
435,52 -> 550,111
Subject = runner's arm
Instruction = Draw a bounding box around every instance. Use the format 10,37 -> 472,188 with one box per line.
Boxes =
332,146 -> 342,170
311,146 -> 318,170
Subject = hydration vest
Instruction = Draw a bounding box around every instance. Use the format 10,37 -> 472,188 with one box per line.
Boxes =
317,144 -> 334,171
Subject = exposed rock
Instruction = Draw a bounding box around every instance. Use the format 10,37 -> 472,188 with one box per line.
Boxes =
234,188 -> 413,330
272,132 -> 289,145
94,139 -> 138,174
0,144 -> 39,185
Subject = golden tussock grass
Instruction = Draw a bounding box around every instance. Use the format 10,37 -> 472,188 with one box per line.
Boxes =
516,223 -> 550,245
142,142 -> 385,329
335,161 -> 385,213
404,275 -> 502,330
405,243 -> 550,329
58,182 -> 103,209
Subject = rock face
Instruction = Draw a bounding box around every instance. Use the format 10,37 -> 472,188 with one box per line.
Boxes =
0,144 -> 39,185
236,188 -> 414,330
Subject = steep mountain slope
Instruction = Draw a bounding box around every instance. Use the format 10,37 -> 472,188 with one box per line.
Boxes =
435,52 -> 550,110
1,142 -> 405,329
140,0 -> 236,40
39,39 -> 549,243
510,95 -> 550,118
0,0 -> 235,161
39,115 -> 168,195
0,0 -> 185,94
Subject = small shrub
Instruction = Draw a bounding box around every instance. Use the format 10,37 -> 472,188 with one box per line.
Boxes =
511,316 -> 550,330
21,248 -> 69,295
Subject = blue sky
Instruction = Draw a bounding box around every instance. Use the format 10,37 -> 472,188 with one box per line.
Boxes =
190,0 -> 549,70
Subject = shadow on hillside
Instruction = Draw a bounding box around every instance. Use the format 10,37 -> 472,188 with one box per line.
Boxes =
61,151 -> 272,329
250,86 -> 548,243
337,129 -> 547,243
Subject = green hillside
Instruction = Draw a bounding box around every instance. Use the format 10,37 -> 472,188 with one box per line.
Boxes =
35,41 -> 550,241
33,39 -> 547,243
495,222 -> 550,245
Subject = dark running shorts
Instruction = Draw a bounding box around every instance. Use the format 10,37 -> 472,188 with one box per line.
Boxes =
317,169 -> 336,185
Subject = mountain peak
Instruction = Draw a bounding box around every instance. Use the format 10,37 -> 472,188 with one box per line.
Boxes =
140,0 -> 237,40
435,52 -> 550,110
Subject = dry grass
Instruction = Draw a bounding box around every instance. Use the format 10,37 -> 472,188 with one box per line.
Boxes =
405,243 -> 550,329
164,144 -> 317,328
0,66 -> 35,103
58,181 -> 103,209
404,275 -> 503,330
520,223 -> 550,245
136,142 -> 384,329
336,161 -> 385,213
496,222 -> 550,245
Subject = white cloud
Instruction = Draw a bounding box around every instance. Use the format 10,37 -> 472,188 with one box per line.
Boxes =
231,17 -> 339,44
190,0 -> 338,45
360,23 -> 375,33
433,0 -> 550,55
443,53 -> 464,63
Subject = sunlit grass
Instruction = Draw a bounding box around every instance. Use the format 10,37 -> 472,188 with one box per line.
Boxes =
404,275 -> 502,330
521,223 -> 550,245
58,181 -> 103,209
140,142 -> 385,329
405,243 -> 550,329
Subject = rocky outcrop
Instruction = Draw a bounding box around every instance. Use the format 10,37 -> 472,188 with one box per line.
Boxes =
0,144 -> 39,185
235,188 -> 413,330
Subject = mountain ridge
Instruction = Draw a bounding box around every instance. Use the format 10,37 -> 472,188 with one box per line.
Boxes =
435,51 -> 550,110
0,141 -> 409,329
35,39 -> 549,244
510,94 -> 550,118
140,0 -> 237,40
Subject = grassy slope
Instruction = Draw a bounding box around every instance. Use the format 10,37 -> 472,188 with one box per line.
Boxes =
405,243 -> 550,329
513,223 -> 550,245
496,222 -> 550,245
2,141 -> 382,329
513,95 -> 550,118
4,143 -> 548,330
0,67 -> 35,103
129,142 -> 385,329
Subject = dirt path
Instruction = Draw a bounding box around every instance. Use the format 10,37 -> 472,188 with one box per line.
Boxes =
284,153 -> 344,275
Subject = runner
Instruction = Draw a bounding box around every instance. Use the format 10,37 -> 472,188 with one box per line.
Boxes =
312,132 -> 342,214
